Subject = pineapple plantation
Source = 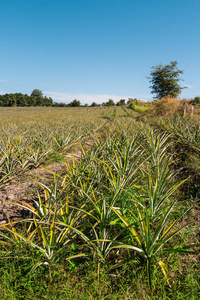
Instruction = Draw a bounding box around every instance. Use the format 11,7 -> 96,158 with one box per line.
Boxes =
0,106 -> 199,299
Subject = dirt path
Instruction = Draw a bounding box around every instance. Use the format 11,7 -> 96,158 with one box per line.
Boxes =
0,162 -> 66,225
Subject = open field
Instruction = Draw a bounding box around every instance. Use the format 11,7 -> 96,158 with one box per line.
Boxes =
0,106 -> 199,299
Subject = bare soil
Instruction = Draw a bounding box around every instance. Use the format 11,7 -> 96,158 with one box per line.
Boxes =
0,140 -> 92,225
0,162 -> 66,225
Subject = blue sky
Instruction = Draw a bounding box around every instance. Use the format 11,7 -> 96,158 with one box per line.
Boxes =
0,0 -> 200,104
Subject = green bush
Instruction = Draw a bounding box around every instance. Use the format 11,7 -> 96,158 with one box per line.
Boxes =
129,102 -> 147,113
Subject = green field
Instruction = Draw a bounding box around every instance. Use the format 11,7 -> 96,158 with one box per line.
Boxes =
0,106 -> 199,299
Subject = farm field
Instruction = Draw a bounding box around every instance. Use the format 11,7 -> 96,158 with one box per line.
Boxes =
0,106 -> 199,299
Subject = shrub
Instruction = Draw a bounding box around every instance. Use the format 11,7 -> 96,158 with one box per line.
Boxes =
152,96 -> 194,117
190,96 -> 200,106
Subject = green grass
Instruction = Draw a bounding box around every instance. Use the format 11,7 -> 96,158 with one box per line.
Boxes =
0,242 -> 199,300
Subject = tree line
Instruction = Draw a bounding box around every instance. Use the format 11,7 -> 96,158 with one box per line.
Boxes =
0,89 -> 53,107
1,90 -> 199,108
54,98 -> 129,107
0,89 -> 132,107
0,62 -> 199,107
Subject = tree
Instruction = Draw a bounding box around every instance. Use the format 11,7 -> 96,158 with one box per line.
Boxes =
6,94 -> 17,106
190,96 -> 200,106
148,61 -> 185,99
68,99 -> 81,107
116,99 -> 126,106
90,102 -> 99,107
31,89 -> 43,98
43,96 -> 53,106
105,99 -> 115,106
31,89 -> 44,106
16,93 -> 27,106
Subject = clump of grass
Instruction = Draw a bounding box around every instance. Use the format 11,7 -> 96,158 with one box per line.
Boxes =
129,101 -> 147,113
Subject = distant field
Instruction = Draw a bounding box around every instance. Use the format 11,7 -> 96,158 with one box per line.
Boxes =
0,106 -> 126,124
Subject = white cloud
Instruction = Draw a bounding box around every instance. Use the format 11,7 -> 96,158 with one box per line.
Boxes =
137,93 -> 152,101
0,79 -> 7,82
0,90 -> 8,95
185,84 -> 195,89
44,91 -> 133,105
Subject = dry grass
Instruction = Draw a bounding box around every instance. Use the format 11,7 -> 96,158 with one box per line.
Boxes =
150,96 -> 199,118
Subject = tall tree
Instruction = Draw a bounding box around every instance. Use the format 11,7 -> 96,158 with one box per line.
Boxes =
31,89 -> 43,106
31,89 -> 43,98
148,61 -> 185,99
